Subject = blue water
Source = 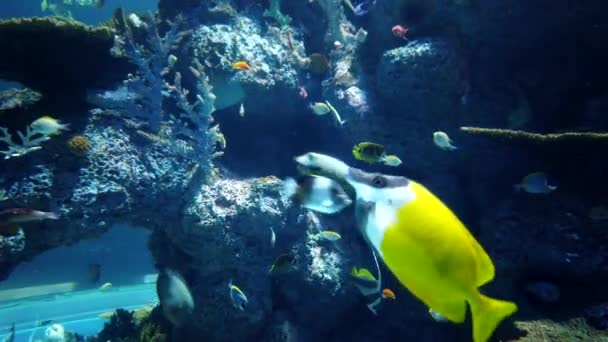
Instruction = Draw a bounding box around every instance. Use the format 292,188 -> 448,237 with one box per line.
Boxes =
0,224 -> 155,291
0,283 -> 158,341
0,0 -> 156,24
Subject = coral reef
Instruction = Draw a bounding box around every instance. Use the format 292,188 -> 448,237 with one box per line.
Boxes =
152,176 -> 291,341
0,17 -> 131,99
96,309 -> 138,342
93,12 -> 187,133
67,135 -> 91,157
0,1 -> 607,341
191,17 -> 299,110
93,306 -> 170,342
0,123 -> 52,159
0,88 -> 42,112
264,0 -> 292,28
313,0 -> 372,118
512,318 -> 608,342
0,229 -> 26,261
376,39 -> 462,109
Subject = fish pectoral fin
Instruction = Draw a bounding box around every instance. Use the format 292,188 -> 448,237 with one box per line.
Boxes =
430,298 -> 467,324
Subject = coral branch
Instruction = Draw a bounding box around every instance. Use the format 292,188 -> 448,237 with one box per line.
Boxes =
460,127 -> 608,142
263,0 -> 292,27
164,57 -> 224,170
0,125 -> 51,160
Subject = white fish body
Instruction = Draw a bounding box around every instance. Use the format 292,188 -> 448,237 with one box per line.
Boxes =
30,116 -> 69,136
380,155 -> 402,167
270,227 -> 276,248
239,103 -> 245,117
325,101 -> 346,126
433,131 -> 457,151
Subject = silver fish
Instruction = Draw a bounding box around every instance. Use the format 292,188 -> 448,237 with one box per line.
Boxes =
156,269 -> 194,325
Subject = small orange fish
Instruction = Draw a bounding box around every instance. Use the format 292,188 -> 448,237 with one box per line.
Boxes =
232,61 -> 251,71
382,288 -> 396,300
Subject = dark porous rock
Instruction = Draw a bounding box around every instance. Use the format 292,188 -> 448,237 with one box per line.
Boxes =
151,176 -> 295,341
376,38 -> 462,115
0,17 -> 132,102
0,110 -> 206,280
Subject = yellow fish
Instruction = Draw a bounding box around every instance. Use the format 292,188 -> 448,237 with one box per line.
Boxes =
350,266 -> 377,283
349,171 -> 516,342
318,230 -> 341,241
352,142 -> 385,164
232,61 -> 251,71
294,153 -> 517,342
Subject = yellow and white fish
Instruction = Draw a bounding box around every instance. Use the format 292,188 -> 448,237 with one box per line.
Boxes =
30,116 -> 69,136
294,152 -> 517,342
318,230 -> 341,241
433,131 -> 457,151
168,54 -> 178,68
228,280 -> 248,311
309,101 -> 346,126
380,154 -> 402,167
309,102 -> 331,115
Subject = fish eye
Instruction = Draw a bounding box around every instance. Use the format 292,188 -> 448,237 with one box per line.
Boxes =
371,176 -> 387,188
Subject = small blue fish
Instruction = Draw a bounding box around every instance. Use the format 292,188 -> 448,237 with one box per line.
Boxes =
228,280 -> 248,311
514,172 -> 557,194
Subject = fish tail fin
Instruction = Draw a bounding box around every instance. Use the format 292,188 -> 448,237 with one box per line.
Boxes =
44,212 -> 59,220
60,123 -> 71,132
513,184 -> 522,192
282,178 -> 298,198
469,293 -> 517,342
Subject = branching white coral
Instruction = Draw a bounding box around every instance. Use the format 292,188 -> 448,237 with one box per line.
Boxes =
0,125 -> 52,160
164,57 -> 224,166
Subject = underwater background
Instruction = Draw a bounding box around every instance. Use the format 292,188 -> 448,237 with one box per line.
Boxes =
0,0 -> 608,341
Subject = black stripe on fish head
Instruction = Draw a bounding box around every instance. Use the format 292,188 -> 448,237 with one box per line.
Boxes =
355,200 -> 376,237
348,168 -> 410,189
